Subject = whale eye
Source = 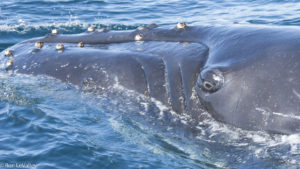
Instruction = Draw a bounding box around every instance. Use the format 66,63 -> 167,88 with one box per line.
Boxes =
197,68 -> 224,93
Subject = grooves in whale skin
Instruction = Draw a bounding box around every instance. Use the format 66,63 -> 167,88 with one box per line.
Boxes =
1,23 -> 300,134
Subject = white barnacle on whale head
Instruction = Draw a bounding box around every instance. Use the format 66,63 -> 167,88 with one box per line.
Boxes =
135,34 -> 143,41
4,49 -> 13,57
35,41 -> 44,49
56,43 -> 64,50
77,42 -> 84,48
6,60 -> 13,67
177,22 -> 186,29
88,26 -> 95,32
56,43 -> 64,53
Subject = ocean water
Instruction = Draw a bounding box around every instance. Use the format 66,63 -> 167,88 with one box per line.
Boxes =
0,0 -> 300,168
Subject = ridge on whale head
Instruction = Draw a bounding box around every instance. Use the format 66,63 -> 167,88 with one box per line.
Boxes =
1,23 -> 300,134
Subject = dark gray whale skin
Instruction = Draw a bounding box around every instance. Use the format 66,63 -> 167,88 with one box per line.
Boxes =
1,24 -> 300,134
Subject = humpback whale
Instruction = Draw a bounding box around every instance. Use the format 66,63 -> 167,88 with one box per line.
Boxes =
1,23 -> 300,134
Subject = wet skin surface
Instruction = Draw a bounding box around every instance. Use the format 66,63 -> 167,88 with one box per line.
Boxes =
2,24 -> 300,134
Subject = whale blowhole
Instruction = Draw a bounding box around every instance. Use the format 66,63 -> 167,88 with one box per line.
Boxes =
197,68 -> 224,93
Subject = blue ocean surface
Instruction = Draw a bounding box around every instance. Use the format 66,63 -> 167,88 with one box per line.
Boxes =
0,0 -> 300,168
